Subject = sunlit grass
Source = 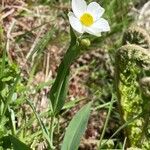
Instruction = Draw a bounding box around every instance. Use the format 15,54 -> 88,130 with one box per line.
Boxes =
0,0 -> 143,149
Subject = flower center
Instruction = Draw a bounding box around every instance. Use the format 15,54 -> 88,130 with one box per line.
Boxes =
80,13 -> 94,26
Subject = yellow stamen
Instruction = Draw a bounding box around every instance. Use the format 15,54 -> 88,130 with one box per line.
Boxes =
80,13 -> 94,26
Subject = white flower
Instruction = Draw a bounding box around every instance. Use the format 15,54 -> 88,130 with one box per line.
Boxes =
68,0 -> 110,36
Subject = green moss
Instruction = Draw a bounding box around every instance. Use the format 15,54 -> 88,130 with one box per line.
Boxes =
115,26 -> 150,148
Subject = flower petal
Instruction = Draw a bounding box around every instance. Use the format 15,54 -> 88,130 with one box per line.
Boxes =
68,12 -> 84,33
87,2 -> 105,21
84,18 -> 110,36
84,27 -> 101,36
72,0 -> 87,18
94,18 -> 110,32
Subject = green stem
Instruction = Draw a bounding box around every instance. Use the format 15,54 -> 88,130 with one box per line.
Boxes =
49,115 -> 55,149
98,95 -> 115,149
8,107 -> 16,135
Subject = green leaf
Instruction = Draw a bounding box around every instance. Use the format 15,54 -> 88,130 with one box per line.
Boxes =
61,102 -> 92,150
26,100 -> 52,147
49,28 -> 80,115
9,135 -> 31,150
2,74 -> 20,117
54,71 -> 70,115
8,108 -> 16,135
62,98 -> 83,110
100,114 -> 141,148
49,44 -> 80,115
70,26 -> 77,46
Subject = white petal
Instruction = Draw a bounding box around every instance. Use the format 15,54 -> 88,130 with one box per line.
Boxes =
72,0 -> 87,18
94,18 -> 110,32
87,2 -> 105,21
84,18 -> 110,36
68,12 -> 84,33
84,27 -> 101,36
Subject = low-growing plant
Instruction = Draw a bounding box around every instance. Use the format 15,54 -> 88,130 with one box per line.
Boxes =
1,0 -> 147,150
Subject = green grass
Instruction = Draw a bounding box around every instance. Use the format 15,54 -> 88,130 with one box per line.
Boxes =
0,0 -> 139,149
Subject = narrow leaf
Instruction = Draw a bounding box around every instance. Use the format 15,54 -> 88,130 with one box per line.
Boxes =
61,102 -> 92,150
27,27 -> 55,60
49,29 -> 80,115
54,71 -> 70,114
70,26 -> 77,46
49,27 -> 77,104
26,100 -> 51,146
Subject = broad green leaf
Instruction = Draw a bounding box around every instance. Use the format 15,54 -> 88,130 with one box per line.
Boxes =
54,72 -> 70,115
49,28 -> 80,115
61,102 -> 92,150
9,135 -> 31,150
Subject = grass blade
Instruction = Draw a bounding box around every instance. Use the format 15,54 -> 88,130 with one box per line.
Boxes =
26,100 -> 52,148
27,26 -> 55,60
98,95 -> 115,149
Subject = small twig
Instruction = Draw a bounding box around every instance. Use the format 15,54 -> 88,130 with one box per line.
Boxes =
1,0 -> 5,8
6,18 -> 16,62
11,31 -> 26,37
0,8 -> 15,20
122,137 -> 127,150
45,52 -> 50,82
14,18 -> 31,31
4,5 -> 32,13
